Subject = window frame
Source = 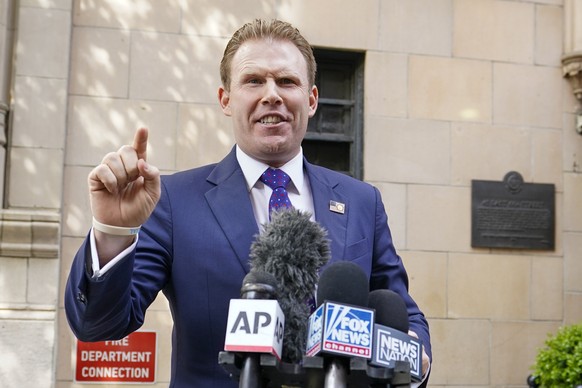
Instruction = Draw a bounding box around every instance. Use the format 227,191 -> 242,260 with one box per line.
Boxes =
303,48 -> 365,180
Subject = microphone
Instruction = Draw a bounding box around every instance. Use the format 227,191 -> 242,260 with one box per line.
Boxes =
315,260 -> 369,307
306,261 -> 374,388
249,209 -> 330,364
224,270 -> 285,388
368,289 -> 424,382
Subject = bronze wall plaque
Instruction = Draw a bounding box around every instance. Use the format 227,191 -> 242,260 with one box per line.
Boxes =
471,171 -> 555,250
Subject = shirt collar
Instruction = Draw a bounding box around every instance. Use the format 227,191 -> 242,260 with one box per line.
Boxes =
235,145 -> 305,194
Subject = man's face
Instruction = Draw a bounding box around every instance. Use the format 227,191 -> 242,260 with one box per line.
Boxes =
218,39 -> 318,167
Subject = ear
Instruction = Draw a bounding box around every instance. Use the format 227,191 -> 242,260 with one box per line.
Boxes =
308,85 -> 318,118
218,86 -> 232,116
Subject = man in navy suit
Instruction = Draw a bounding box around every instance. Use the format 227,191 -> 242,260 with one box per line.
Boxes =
65,19 -> 432,387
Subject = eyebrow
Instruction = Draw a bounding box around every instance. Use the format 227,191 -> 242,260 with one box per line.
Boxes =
238,67 -> 303,82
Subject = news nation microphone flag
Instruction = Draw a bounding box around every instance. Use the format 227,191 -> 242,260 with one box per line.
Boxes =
306,301 -> 374,359
368,289 -> 424,381
224,299 -> 285,360
370,325 -> 423,381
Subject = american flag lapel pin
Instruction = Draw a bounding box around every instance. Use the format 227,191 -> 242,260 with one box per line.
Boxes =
329,200 -> 345,214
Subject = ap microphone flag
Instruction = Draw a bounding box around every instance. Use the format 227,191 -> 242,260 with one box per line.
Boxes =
224,299 -> 285,360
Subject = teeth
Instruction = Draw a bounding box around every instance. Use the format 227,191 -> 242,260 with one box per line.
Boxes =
260,115 -> 282,124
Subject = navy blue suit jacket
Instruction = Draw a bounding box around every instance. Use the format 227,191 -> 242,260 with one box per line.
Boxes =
65,148 -> 431,387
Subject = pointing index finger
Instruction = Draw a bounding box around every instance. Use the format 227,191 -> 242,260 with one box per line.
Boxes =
133,127 -> 149,161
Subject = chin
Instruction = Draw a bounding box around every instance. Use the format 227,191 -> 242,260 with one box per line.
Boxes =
260,137 -> 287,153
257,146 -> 291,166
264,144 -> 283,153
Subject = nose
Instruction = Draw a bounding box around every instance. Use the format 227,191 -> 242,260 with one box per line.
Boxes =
261,80 -> 282,105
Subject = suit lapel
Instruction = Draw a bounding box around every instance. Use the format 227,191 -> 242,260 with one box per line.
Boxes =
205,149 -> 259,273
304,160 -> 348,266
204,152 -> 349,272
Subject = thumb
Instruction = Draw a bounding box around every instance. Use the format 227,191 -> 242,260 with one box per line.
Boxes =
137,159 -> 161,197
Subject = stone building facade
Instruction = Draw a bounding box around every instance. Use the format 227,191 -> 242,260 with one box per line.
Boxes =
0,0 -> 581,387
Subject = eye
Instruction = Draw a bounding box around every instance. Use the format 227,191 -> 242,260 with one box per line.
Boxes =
242,75 -> 263,85
279,78 -> 296,85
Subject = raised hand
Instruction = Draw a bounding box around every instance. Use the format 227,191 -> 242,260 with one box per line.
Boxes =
88,128 -> 161,261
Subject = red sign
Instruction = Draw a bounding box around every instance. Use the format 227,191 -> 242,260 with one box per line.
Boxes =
75,331 -> 157,383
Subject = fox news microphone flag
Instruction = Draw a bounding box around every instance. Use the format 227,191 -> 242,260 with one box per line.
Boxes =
306,261 -> 374,359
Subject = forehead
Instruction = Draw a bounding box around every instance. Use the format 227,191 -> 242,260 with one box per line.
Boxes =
231,39 -> 308,78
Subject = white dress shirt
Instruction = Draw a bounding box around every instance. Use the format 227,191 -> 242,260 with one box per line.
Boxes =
235,145 -> 315,230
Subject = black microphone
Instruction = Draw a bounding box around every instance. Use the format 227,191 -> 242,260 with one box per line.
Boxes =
223,270 -> 284,388
249,209 -> 330,364
368,289 -> 424,382
368,289 -> 409,332
306,261 -> 373,388
241,270 -> 278,300
316,260 -> 369,307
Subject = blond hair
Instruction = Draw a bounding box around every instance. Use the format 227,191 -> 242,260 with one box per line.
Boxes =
220,19 -> 317,91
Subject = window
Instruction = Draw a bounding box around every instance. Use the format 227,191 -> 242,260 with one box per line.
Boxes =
303,49 -> 364,179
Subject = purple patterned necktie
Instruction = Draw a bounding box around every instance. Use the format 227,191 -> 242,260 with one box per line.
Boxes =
260,168 -> 293,218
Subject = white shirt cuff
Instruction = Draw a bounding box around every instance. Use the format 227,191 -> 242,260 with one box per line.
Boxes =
89,227 -> 139,278
411,361 -> 431,387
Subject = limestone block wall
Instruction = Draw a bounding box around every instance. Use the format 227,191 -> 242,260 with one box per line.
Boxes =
363,1 -> 582,386
0,0 -> 70,387
0,0 -> 579,387
0,210 -> 60,387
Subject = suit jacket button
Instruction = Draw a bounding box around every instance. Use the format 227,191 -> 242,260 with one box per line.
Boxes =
77,291 -> 86,304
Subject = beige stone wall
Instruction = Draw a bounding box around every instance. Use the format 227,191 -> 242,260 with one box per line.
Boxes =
1,0 -> 581,387
0,0 -> 68,387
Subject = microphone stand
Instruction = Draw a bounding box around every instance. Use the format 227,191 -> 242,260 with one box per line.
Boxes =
219,353 -> 413,387
324,358 -> 348,388
239,353 -> 261,388
238,282 -> 277,388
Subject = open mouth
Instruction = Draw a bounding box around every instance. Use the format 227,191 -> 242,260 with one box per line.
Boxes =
259,115 -> 284,125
